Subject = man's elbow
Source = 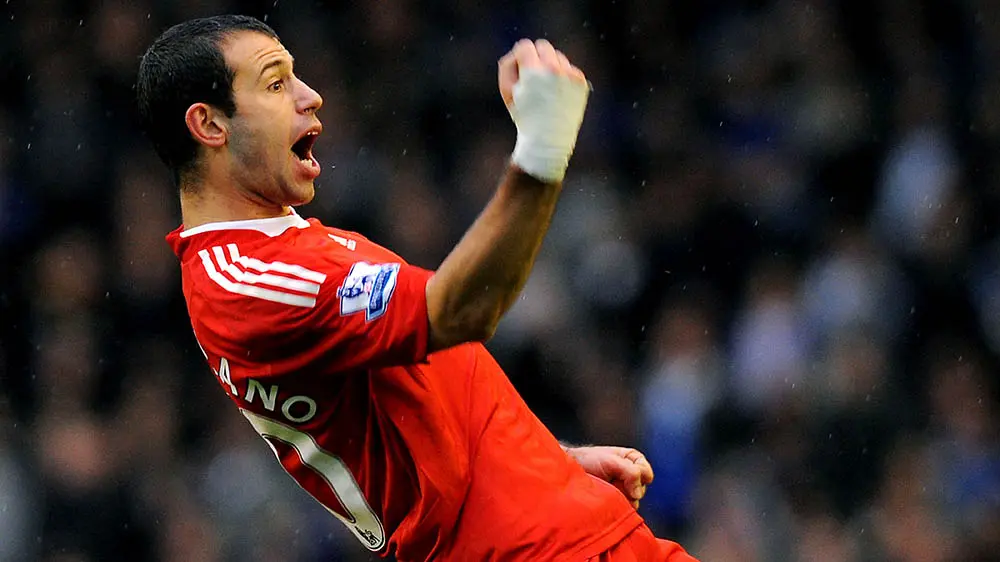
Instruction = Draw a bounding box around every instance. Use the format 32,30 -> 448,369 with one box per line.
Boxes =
428,305 -> 502,351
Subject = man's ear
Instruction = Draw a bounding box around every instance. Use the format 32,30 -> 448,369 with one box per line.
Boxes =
184,103 -> 228,149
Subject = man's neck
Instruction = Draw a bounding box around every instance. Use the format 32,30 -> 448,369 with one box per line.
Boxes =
178,180 -> 288,230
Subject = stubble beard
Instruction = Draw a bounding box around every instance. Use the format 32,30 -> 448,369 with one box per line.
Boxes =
228,120 -> 284,203
229,122 -> 314,207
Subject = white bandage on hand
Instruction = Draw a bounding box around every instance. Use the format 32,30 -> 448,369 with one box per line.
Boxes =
508,69 -> 590,184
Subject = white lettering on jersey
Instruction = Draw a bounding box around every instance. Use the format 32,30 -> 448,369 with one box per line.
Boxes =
238,375 -> 318,425
281,395 -> 317,423
336,262 -> 400,321
197,347 -> 386,550
198,244 -> 327,308
218,356 -> 238,396
241,409 -> 386,550
194,333 -> 237,396
328,233 -> 357,251
246,379 -> 278,411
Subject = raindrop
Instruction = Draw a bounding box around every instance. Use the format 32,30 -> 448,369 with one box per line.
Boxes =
263,14 -> 269,22
329,165 -> 336,169
727,75 -> 732,83
955,216 -> 960,224
640,325 -> 645,332
79,19 -> 84,26
26,143 -> 31,150
632,102 -> 638,109
76,143 -> 81,151
402,148 -> 407,156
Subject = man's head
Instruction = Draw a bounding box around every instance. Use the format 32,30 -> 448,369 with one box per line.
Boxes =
137,15 -> 324,206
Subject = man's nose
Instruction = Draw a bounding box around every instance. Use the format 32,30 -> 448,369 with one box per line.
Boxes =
297,78 -> 323,114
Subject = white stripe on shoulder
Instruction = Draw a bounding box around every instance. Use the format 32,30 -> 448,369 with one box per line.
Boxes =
226,244 -> 327,283
198,249 -> 317,308
212,247 -> 321,295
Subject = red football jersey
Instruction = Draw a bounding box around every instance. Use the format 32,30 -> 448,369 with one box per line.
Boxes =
166,211 -> 643,561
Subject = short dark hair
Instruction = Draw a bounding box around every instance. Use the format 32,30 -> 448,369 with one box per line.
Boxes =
136,15 -> 278,181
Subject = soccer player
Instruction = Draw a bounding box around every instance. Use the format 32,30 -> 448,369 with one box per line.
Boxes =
138,15 -> 697,561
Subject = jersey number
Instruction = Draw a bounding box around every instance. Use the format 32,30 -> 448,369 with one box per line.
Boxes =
241,409 -> 386,551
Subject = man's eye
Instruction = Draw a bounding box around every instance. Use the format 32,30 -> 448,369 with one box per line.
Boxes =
269,80 -> 283,92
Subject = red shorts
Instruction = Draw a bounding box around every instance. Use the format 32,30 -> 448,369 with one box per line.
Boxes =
588,523 -> 699,562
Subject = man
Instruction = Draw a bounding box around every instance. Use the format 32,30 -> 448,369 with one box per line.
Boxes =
138,14 -> 697,561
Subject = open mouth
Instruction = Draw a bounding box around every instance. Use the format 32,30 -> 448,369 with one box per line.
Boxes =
291,131 -> 319,164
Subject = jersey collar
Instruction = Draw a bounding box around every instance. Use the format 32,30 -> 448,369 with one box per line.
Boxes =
178,209 -> 311,238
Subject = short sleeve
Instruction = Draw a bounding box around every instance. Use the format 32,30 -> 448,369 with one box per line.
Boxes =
260,258 -> 434,373
315,259 -> 434,369
185,237 -> 434,374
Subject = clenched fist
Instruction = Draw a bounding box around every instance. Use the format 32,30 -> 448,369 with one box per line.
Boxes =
497,39 -> 590,184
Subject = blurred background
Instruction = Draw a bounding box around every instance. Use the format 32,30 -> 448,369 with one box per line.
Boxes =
2,0 -> 1000,560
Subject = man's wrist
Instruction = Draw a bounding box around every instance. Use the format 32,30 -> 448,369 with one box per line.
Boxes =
506,69 -> 589,184
560,441 -> 588,454
508,162 -> 559,187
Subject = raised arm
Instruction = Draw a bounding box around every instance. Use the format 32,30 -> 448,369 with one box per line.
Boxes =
426,39 -> 589,352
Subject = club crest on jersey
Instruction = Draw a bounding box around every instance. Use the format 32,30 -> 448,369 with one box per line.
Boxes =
337,262 -> 400,321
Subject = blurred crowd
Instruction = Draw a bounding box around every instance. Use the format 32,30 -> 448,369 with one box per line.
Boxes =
2,0 -> 1000,560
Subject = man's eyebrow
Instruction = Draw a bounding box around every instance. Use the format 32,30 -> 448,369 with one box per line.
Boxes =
257,56 -> 295,81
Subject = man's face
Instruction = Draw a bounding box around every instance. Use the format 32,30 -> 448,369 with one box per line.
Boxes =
221,31 -> 323,206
